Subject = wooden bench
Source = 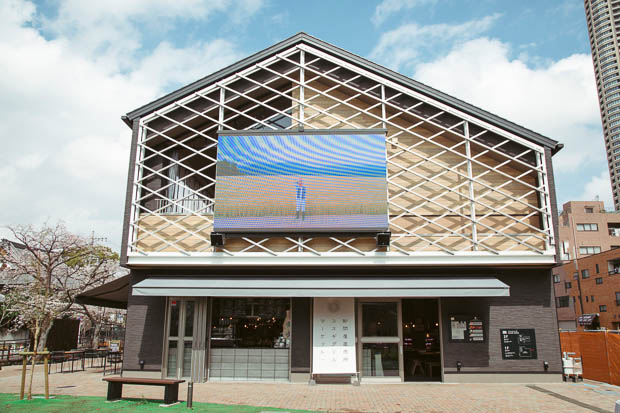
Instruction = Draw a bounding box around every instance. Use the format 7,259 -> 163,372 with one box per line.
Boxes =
102,377 -> 185,404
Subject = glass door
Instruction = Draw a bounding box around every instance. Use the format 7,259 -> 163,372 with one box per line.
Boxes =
357,300 -> 403,382
165,298 -> 195,379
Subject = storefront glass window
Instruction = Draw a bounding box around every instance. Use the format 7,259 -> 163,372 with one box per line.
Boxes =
362,302 -> 398,337
362,343 -> 399,376
183,341 -> 192,377
166,341 -> 177,378
209,298 -> 291,381
210,298 -> 291,348
185,301 -> 195,337
169,301 -> 179,337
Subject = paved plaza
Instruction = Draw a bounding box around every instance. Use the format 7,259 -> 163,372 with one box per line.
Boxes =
0,364 -> 619,412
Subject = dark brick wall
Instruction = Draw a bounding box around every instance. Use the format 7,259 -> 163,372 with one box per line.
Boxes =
441,268 -> 562,373
122,270 -> 166,371
120,268 -> 561,375
291,297 -> 311,372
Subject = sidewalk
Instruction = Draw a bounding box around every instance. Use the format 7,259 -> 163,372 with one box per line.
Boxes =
1,364 -> 618,412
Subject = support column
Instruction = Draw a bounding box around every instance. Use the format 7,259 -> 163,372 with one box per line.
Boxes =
218,87 -> 225,130
298,50 -> 305,252
536,151 -> 552,250
191,298 -> 208,383
291,297 -> 312,382
128,123 -> 145,254
464,121 -> 478,251
299,50 -> 305,126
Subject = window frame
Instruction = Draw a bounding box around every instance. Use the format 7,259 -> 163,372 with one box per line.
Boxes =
579,246 -> 602,255
576,223 -> 599,231
556,296 -> 570,308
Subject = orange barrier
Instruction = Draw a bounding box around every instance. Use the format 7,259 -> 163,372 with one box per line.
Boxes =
560,331 -> 620,385
559,332 -> 581,358
607,333 -> 620,386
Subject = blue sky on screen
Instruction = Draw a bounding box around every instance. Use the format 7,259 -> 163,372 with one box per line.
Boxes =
0,0 -> 610,248
218,134 -> 387,177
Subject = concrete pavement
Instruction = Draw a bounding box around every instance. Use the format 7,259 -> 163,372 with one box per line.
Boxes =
1,364 -> 618,412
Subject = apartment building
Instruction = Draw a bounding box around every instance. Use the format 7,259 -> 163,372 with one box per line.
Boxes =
584,0 -> 620,209
558,200 -> 620,261
553,248 -> 620,330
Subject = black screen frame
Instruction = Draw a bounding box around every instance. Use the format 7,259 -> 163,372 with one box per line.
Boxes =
213,128 -> 389,235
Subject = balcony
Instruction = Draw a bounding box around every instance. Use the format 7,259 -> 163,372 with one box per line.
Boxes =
609,224 -> 620,236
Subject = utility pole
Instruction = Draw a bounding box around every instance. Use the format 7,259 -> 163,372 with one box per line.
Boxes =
90,231 -> 107,245
569,216 -> 584,317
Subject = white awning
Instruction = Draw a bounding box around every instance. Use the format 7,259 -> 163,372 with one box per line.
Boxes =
132,276 -> 509,297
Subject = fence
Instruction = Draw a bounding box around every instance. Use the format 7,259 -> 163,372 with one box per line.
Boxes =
0,339 -> 31,366
559,330 -> 620,385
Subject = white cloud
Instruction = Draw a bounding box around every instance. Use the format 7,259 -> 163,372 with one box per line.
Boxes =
578,170 -> 613,208
371,0 -> 437,26
412,37 -> 604,173
129,40 -> 241,92
40,0 -> 263,73
0,0 -> 257,249
369,14 -> 501,71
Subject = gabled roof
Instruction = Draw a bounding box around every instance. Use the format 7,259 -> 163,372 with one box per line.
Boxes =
123,32 -> 562,154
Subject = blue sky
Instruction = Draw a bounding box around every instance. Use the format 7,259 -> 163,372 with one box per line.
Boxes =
0,0 -> 607,249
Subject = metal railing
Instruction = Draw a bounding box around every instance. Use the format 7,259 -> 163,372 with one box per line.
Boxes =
154,198 -> 213,215
0,339 -> 30,365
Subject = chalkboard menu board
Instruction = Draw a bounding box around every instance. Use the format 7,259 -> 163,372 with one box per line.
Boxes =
500,329 -> 537,360
449,315 -> 484,342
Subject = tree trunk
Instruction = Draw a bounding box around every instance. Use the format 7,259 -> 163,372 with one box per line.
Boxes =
36,318 -> 54,353
91,321 -> 102,349
28,321 -> 40,400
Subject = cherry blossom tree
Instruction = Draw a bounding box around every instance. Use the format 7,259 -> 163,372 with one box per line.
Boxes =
1,222 -> 119,399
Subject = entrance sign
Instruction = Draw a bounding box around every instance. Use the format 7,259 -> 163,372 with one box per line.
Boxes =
500,329 -> 537,360
312,298 -> 356,374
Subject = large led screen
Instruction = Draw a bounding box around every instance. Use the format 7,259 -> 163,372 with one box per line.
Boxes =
214,131 -> 388,233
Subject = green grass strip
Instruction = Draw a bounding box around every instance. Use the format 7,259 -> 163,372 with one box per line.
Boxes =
0,393 -> 315,412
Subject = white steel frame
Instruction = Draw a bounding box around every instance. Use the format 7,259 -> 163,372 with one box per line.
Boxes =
127,43 -> 556,265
